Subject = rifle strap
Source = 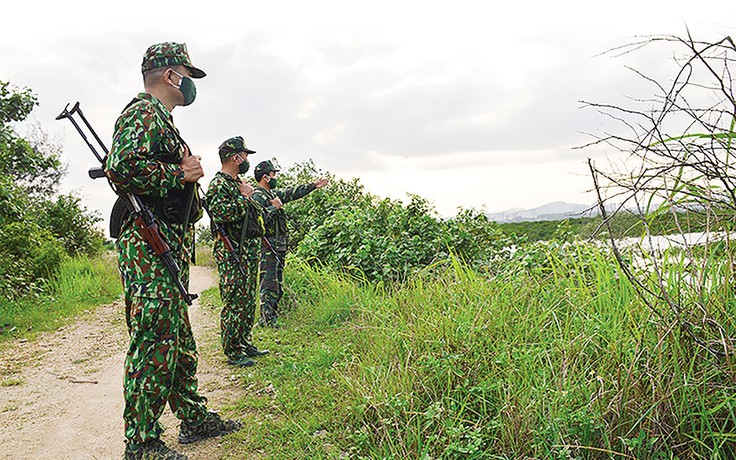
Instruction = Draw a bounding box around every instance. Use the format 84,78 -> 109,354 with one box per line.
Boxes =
237,197 -> 250,259
273,189 -> 280,246
182,182 -> 196,263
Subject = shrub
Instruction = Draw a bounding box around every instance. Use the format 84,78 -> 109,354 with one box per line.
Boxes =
0,220 -> 66,299
298,194 -> 447,283
38,193 -> 105,256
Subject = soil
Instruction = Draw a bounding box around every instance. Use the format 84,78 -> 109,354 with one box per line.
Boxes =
0,265 -> 243,460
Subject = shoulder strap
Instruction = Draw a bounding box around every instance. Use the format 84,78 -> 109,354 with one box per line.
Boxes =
237,199 -> 250,258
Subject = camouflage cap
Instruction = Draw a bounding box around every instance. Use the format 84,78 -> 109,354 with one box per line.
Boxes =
141,42 -> 206,78
218,136 -> 256,160
254,160 -> 280,181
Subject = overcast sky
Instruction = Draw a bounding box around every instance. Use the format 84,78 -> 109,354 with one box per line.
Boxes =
3,1 -> 736,230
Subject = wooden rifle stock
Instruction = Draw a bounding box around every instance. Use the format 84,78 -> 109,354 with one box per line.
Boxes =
132,202 -> 195,305
135,214 -> 171,256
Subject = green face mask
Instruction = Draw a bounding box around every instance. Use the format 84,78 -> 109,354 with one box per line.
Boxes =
268,178 -> 277,188
170,69 -> 197,106
238,159 -> 250,174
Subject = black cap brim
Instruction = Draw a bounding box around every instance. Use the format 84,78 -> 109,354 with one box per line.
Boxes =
186,66 -> 206,79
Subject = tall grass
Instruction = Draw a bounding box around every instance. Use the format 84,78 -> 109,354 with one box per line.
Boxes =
322,248 -> 643,459
194,240 -> 216,269
221,243 -> 736,459
0,252 -> 121,343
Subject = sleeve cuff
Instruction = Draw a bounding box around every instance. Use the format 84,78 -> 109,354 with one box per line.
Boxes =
173,165 -> 186,189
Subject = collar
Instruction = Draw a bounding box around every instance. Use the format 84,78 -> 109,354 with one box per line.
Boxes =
137,92 -> 172,119
216,170 -> 241,183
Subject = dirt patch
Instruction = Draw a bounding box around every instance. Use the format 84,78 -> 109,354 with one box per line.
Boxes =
0,265 -> 241,460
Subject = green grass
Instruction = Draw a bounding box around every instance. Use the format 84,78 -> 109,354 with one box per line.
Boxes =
2,241 -> 734,458
211,247 -> 736,459
0,252 -> 121,344
0,377 -> 24,387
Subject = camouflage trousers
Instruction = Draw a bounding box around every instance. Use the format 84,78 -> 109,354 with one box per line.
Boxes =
123,281 -> 208,446
259,247 -> 286,326
215,243 -> 259,359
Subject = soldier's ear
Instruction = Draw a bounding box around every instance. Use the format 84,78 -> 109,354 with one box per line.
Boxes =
162,68 -> 179,87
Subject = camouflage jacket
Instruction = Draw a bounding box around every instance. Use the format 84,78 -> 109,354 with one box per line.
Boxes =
105,92 -> 192,298
205,171 -> 260,260
251,183 -> 316,250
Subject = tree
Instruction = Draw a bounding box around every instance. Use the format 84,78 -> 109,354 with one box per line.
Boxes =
0,81 -> 64,196
584,33 -> 736,324
0,80 -> 104,299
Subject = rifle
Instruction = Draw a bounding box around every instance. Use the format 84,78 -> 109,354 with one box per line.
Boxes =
56,102 -> 198,305
199,185 -> 249,279
260,236 -> 283,267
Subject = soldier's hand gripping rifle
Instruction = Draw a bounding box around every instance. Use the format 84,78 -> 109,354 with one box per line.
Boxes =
56,102 -> 198,305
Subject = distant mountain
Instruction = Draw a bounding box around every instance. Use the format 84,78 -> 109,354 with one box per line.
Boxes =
487,201 -> 599,223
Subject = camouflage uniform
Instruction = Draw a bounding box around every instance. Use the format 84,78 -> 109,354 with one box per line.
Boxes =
105,43 -> 210,450
251,168 -> 317,326
205,170 -> 261,361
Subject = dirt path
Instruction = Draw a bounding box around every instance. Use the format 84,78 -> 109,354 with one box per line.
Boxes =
0,265 -> 237,460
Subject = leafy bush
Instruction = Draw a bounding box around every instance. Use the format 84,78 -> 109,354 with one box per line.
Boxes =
298,194 -> 450,283
38,193 -> 105,256
275,160 -> 372,250
0,175 -> 24,226
269,161 -> 517,284
443,208 -> 514,269
0,221 -> 66,299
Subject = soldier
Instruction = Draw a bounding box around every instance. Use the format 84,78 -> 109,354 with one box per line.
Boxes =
206,136 -> 270,368
251,160 -> 329,327
105,42 -> 240,460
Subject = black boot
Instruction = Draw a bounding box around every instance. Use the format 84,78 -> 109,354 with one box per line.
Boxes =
178,411 -> 242,444
124,439 -> 188,460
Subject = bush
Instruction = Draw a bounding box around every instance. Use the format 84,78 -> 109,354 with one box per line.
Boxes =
0,220 -> 66,299
38,193 -> 105,256
297,195 -> 440,282
276,160 -> 372,250
256,161 -> 517,284
443,208 -> 515,269
0,176 -> 24,225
